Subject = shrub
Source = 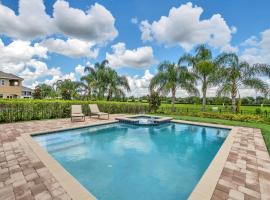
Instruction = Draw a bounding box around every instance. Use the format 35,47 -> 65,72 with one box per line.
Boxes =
255,108 -> 262,115
0,99 -> 149,123
148,92 -> 161,112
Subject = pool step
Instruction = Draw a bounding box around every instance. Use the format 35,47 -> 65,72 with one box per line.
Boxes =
47,140 -> 84,153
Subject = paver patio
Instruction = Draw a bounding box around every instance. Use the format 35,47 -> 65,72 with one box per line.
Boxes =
0,115 -> 270,200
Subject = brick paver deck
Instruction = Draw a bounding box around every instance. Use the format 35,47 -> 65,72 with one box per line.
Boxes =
0,116 -> 269,200
211,127 -> 270,200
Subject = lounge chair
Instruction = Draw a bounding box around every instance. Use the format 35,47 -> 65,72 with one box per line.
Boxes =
89,104 -> 109,119
71,105 -> 85,122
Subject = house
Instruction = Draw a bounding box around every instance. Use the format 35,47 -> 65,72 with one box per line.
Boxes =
0,71 -> 33,99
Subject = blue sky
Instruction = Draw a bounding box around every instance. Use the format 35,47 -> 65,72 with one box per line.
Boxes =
1,0 -> 270,96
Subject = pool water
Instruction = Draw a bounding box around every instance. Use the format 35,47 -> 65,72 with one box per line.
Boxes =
33,122 -> 229,200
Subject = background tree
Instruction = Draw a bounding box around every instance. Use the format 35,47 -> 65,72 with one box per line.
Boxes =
105,68 -> 130,101
179,45 -> 220,111
33,84 -> 56,99
216,53 -> 270,112
54,79 -> 81,100
150,61 -> 198,111
33,86 -> 42,99
81,64 -> 98,99
148,91 -> 161,112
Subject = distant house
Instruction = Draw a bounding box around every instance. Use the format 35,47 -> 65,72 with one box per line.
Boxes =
0,71 -> 33,99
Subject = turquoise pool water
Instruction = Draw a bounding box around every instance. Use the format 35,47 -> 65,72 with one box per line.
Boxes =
33,122 -> 229,200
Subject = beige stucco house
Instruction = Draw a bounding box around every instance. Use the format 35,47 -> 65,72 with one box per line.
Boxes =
0,71 -> 33,99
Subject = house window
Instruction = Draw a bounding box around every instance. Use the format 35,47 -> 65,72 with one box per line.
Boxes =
0,94 -> 3,98
1,80 -> 4,85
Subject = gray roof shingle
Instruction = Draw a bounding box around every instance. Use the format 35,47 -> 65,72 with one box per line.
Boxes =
0,71 -> 23,80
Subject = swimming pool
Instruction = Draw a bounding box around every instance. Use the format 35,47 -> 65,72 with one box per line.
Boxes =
33,122 -> 229,200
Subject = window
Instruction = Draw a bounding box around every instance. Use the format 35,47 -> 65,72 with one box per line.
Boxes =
0,94 -> 3,98
1,80 -> 4,85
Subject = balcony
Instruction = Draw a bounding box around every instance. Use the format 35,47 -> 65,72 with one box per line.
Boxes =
9,80 -> 20,86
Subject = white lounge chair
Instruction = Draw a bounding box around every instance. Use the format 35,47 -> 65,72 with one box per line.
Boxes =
89,104 -> 109,119
71,105 -> 85,122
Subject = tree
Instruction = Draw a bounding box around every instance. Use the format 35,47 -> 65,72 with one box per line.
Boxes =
33,84 -> 56,99
54,79 -> 81,100
216,53 -> 270,112
179,45 -> 220,111
81,64 -> 98,99
81,60 -> 130,100
33,86 -> 42,99
150,61 -> 199,111
105,68 -> 130,101
148,91 -> 161,112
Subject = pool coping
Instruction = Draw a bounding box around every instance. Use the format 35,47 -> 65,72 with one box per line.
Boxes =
22,118 -> 235,200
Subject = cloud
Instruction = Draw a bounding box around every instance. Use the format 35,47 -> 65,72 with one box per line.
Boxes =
0,0 -> 55,40
0,39 -> 48,74
106,43 -> 156,68
53,1 -> 118,43
126,70 -> 154,96
0,0 -> 118,43
20,60 -> 62,86
139,2 -> 236,51
75,64 -> 86,76
40,38 -> 98,58
131,17 -> 138,24
240,29 -> 270,64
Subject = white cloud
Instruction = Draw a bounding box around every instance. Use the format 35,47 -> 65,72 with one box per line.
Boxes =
40,38 -> 98,58
0,0 -> 55,40
106,42 -> 156,68
131,17 -> 138,24
240,29 -> 270,64
0,0 -> 118,44
53,1 -> 118,43
127,70 -> 154,96
139,2 -> 235,51
75,64 -> 86,76
20,60 -> 62,86
0,39 -> 48,74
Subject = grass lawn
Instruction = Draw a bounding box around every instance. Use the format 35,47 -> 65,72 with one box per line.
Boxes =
159,103 -> 270,114
159,114 -> 270,152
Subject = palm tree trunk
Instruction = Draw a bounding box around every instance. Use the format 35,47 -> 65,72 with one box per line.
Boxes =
202,79 -> 207,111
107,89 -> 112,101
171,86 -> 176,112
231,82 -> 237,113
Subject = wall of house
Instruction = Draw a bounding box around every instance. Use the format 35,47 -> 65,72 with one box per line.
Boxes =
0,79 -> 22,98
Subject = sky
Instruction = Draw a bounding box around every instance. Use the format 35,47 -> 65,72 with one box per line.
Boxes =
0,0 -> 270,97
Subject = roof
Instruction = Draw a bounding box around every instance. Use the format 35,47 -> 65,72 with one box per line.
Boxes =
0,71 -> 23,80
22,86 -> 33,92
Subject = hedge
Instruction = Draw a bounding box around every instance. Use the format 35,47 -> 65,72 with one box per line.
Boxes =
0,99 -> 269,124
0,100 -> 149,123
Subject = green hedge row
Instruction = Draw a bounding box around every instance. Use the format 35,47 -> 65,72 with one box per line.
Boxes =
0,99 -> 269,123
0,100 -> 149,123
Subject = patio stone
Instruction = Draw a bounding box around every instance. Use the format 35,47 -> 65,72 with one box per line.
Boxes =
0,115 -> 269,200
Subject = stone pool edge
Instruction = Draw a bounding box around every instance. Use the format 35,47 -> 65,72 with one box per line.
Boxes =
23,118 -> 235,200
22,119 -> 118,200
172,120 -> 235,200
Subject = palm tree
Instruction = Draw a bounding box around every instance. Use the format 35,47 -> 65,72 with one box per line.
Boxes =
105,68 -> 130,101
81,60 -> 110,99
54,79 -> 81,100
34,84 -> 56,99
179,45 -> 220,111
150,61 -> 199,111
216,53 -> 270,113
80,64 -> 98,98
